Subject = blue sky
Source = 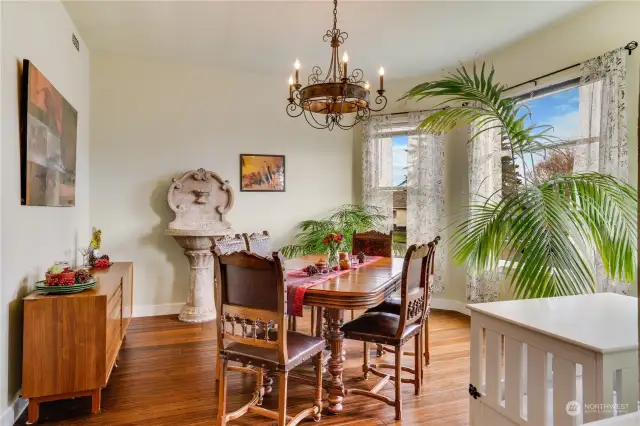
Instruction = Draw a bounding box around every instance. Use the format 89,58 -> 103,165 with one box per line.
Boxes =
391,87 -> 580,186
520,86 -> 580,141
392,135 -> 408,186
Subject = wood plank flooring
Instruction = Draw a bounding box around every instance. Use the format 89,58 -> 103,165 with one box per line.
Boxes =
16,310 -> 470,425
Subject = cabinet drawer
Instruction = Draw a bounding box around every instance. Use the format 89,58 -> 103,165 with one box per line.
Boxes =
106,290 -> 122,350
107,283 -> 122,312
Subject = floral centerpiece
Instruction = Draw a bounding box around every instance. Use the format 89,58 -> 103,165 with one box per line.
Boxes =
323,233 -> 344,268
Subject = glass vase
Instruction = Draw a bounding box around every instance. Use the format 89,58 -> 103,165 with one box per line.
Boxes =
327,249 -> 339,269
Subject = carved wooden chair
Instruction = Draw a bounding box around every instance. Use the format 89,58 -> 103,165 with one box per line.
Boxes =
213,234 -> 248,254
340,240 -> 437,421
352,230 -> 393,258
214,250 -> 325,426
309,230 -> 394,338
367,236 -> 440,371
211,234 -> 249,380
242,231 -> 272,257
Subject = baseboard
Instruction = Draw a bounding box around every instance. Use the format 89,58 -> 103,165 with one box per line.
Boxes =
133,303 -> 183,318
1,394 -> 27,426
431,298 -> 470,316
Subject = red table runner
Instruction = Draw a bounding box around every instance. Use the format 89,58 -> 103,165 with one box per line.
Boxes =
285,256 -> 383,317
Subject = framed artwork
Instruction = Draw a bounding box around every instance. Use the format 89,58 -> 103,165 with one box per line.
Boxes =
240,154 -> 285,192
20,59 -> 78,206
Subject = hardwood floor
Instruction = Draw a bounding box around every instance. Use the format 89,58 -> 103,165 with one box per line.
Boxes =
16,310 -> 470,425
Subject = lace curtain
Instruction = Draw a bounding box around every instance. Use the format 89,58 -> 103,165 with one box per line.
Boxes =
362,115 -> 394,232
407,112 -> 445,293
466,121 -> 502,302
573,47 -> 629,294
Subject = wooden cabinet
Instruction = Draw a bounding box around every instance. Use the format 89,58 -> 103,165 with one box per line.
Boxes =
22,262 -> 133,424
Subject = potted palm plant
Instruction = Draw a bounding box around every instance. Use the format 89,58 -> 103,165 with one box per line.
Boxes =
402,63 -> 637,298
281,204 -> 395,258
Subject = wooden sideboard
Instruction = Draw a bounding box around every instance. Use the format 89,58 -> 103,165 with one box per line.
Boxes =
22,262 -> 133,424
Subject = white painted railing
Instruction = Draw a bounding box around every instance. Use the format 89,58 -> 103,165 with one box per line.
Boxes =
468,295 -> 638,426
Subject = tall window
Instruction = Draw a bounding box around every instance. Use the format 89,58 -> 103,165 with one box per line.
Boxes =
503,79 -> 598,194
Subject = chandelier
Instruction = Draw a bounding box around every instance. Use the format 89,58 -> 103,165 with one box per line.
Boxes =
286,0 -> 387,130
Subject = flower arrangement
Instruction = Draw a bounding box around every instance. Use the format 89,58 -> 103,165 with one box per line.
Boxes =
323,233 -> 344,267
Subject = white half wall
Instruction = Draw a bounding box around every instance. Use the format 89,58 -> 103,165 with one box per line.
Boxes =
0,0 -> 91,422
90,52 -> 355,310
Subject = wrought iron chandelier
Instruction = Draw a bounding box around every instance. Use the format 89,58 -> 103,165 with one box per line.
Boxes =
286,0 -> 387,130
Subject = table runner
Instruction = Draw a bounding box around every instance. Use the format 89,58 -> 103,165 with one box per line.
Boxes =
285,256 -> 383,316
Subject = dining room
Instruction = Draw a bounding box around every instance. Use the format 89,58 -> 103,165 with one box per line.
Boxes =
2,0 -> 640,425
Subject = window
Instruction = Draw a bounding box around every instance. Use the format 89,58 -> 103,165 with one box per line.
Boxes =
503,79 -> 593,194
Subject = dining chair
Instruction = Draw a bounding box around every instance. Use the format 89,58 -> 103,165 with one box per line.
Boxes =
309,229 -> 395,338
213,234 -> 248,254
352,229 -> 393,258
211,234 -> 249,380
242,231 -> 272,257
347,229 -> 394,320
213,250 -> 325,426
340,239 -> 437,420
367,236 -> 439,372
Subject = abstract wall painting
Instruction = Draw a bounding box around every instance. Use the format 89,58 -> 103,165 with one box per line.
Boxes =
20,59 -> 78,206
239,154 -> 285,192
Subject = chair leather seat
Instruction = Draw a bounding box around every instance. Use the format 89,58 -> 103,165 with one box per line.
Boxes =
341,312 -> 421,347
366,293 -> 401,315
221,330 -> 325,371
366,290 -> 431,316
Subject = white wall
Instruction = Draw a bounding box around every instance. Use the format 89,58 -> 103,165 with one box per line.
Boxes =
0,1 -> 90,423
90,52 -> 354,313
372,0 -> 640,303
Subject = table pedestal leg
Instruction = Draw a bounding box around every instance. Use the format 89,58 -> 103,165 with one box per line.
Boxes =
327,308 -> 345,414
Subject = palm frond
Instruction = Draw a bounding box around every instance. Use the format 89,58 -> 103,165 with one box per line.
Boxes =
407,62 -> 637,298
451,174 -> 637,298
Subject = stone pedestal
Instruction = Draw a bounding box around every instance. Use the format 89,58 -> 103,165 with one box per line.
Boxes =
165,168 -> 235,323
179,248 -> 215,323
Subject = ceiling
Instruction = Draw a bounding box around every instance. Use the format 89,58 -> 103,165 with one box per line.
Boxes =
64,1 -> 593,79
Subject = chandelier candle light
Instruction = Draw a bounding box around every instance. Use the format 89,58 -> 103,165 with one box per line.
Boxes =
286,0 -> 387,130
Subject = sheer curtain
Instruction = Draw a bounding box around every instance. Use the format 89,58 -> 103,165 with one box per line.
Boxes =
362,115 -> 394,232
407,111 -> 445,293
466,121 -> 502,302
574,47 -> 629,294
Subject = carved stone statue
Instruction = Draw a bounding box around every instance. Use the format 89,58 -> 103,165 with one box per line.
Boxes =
165,168 -> 235,323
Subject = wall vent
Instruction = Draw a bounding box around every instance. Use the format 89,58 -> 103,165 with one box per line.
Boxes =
72,33 -> 80,52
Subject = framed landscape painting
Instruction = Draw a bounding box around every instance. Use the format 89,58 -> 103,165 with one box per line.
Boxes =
20,59 -> 78,206
240,154 -> 285,192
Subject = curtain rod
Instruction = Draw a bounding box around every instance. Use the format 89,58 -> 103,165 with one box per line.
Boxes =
503,40 -> 637,93
379,107 -> 448,117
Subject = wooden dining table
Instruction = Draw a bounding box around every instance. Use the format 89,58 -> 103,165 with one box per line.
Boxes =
283,255 -> 404,415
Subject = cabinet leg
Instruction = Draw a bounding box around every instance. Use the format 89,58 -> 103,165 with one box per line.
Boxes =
26,400 -> 39,425
91,389 -> 102,413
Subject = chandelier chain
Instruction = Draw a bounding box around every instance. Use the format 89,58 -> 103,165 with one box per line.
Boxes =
333,0 -> 338,31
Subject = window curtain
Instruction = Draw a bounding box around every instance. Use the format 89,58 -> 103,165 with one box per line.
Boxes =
466,121 -> 502,302
573,47 -> 629,294
407,111 -> 445,293
362,115 -> 394,232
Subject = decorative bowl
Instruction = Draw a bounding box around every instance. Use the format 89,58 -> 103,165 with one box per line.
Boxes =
35,278 -> 97,294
